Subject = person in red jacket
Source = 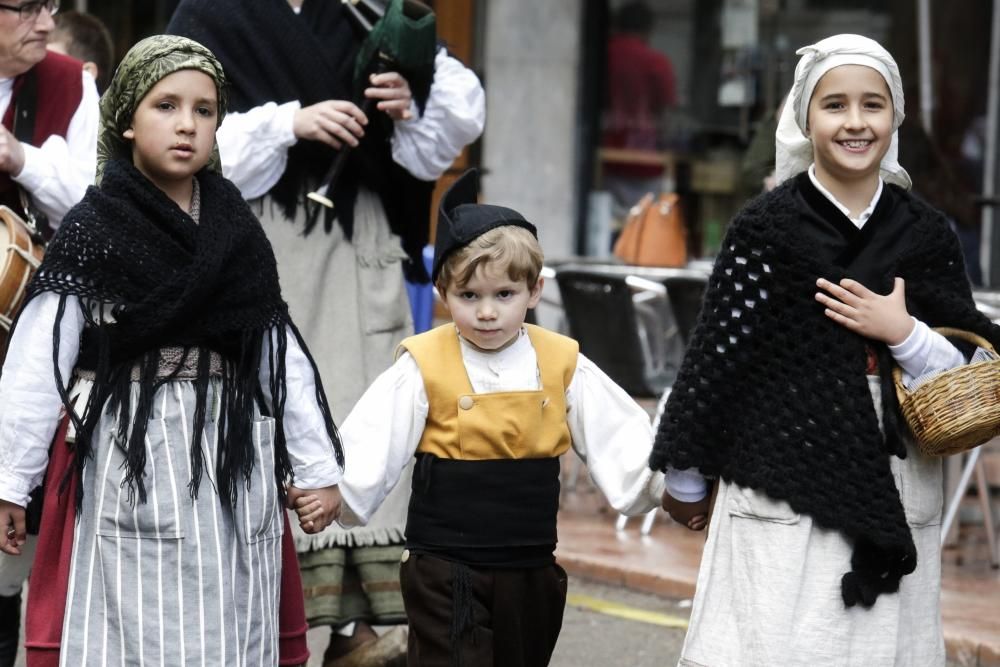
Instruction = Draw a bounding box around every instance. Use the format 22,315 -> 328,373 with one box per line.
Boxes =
0,0 -> 97,237
602,1 -> 677,227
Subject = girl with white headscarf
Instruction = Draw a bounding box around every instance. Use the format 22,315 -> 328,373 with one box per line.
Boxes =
649,34 -> 998,665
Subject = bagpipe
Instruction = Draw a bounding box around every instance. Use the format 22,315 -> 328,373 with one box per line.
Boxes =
306,0 -> 437,208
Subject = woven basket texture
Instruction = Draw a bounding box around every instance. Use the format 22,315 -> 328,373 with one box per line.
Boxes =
894,327 -> 1000,457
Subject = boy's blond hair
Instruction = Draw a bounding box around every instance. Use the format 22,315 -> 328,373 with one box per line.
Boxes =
436,225 -> 543,291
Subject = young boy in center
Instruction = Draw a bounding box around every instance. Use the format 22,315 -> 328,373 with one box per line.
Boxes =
315,169 -> 663,666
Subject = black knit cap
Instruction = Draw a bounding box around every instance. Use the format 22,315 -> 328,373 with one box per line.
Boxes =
432,168 -> 537,283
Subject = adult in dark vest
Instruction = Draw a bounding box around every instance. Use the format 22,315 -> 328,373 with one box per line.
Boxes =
0,1 -> 98,664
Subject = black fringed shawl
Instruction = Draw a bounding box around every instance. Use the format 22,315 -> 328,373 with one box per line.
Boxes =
166,0 -> 437,283
650,172 -> 1000,608
17,159 -> 344,508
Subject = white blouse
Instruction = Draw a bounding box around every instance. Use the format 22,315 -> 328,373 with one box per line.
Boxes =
0,293 -> 344,508
337,329 -> 665,526
217,48 -> 486,200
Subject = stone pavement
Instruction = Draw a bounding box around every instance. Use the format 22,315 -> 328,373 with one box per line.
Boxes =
555,482 -> 1000,667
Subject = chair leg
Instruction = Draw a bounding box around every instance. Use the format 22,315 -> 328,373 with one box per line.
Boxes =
640,508 -> 657,535
0,590 -> 21,667
941,448 -> 981,546
943,456 -> 963,546
974,457 -> 999,568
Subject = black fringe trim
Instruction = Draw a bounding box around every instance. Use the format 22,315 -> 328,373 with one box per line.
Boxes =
37,299 -> 343,512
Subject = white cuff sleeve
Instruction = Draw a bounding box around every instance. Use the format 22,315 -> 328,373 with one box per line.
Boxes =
665,467 -> 708,503
390,49 -> 485,181
218,101 -> 301,199
259,327 -> 343,489
888,317 -> 965,381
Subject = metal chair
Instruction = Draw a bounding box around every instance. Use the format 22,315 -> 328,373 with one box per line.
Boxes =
941,441 -> 999,567
938,291 -> 1000,567
554,266 -> 677,397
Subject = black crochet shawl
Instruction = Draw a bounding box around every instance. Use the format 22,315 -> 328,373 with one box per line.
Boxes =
167,0 -> 436,283
650,172 -> 1000,608
16,159 -> 344,508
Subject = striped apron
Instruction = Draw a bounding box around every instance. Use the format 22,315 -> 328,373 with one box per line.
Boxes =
59,379 -> 284,667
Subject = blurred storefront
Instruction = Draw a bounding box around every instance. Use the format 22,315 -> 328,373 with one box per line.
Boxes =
72,0 -> 999,284
579,0 -> 997,283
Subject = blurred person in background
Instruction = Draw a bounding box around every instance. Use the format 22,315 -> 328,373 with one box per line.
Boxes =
47,9 -> 114,93
601,0 -> 677,225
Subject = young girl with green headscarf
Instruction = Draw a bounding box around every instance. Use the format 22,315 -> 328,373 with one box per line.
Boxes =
0,35 -> 344,665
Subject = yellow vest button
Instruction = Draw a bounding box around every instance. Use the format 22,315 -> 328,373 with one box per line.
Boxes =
401,549 -> 410,563
542,397 -> 550,408
458,396 -> 474,410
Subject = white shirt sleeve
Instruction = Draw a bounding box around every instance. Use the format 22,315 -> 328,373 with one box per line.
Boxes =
337,352 -> 427,526
664,467 -> 709,502
217,101 -> 300,200
0,293 -> 83,507
390,48 -> 486,181
13,71 -> 98,231
565,353 -> 665,516
888,317 -> 966,381
258,326 -> 343,489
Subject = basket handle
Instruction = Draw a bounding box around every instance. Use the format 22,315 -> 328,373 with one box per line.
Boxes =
892,327 -> 997,397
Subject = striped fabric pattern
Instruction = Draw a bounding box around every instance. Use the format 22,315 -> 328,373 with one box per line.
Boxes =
59,380 -> 283,666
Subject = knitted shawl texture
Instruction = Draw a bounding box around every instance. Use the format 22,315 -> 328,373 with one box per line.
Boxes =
19,159 -> 343,508
650,175 -> 1000,608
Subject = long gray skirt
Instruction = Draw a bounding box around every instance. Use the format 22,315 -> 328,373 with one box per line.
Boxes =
679,377 -> 945,667
60,379 -> 284,666
257,191 -> 414,629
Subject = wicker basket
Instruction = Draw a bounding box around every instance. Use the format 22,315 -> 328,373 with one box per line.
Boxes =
893,327 -> 1000,457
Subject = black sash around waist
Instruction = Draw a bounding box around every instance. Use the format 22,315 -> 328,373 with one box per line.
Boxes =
405,454 -> 562,568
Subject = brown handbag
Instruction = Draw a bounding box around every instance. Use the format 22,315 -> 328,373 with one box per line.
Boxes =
613,192 -> 688,267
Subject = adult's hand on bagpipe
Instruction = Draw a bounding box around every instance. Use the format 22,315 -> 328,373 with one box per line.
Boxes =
306,0 -> 434,208
365,70 -> 414,121
293,100 -> 368,151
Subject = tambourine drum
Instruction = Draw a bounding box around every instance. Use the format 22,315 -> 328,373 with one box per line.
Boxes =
0,205 -> 44,355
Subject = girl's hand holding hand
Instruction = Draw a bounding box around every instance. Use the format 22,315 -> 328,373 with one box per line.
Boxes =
0,499 -> 26,556
661,491 -> 709,531
815,277 -> 914,345
287,484 -> 342,534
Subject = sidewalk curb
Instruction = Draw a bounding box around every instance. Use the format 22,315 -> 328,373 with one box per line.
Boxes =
559,552 -> 695,602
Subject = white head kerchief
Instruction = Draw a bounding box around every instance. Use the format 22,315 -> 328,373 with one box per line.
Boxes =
774,33 -> 911,189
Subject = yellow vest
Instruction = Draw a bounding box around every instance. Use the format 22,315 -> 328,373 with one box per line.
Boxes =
398,323 -> 579,460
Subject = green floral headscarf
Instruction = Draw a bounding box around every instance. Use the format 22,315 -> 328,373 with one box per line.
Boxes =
97,35 -> 229,183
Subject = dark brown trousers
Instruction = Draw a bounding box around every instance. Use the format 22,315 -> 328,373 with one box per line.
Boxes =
400,553 -> 568,667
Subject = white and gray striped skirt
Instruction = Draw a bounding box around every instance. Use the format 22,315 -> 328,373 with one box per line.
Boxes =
60,378 -> 284,667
